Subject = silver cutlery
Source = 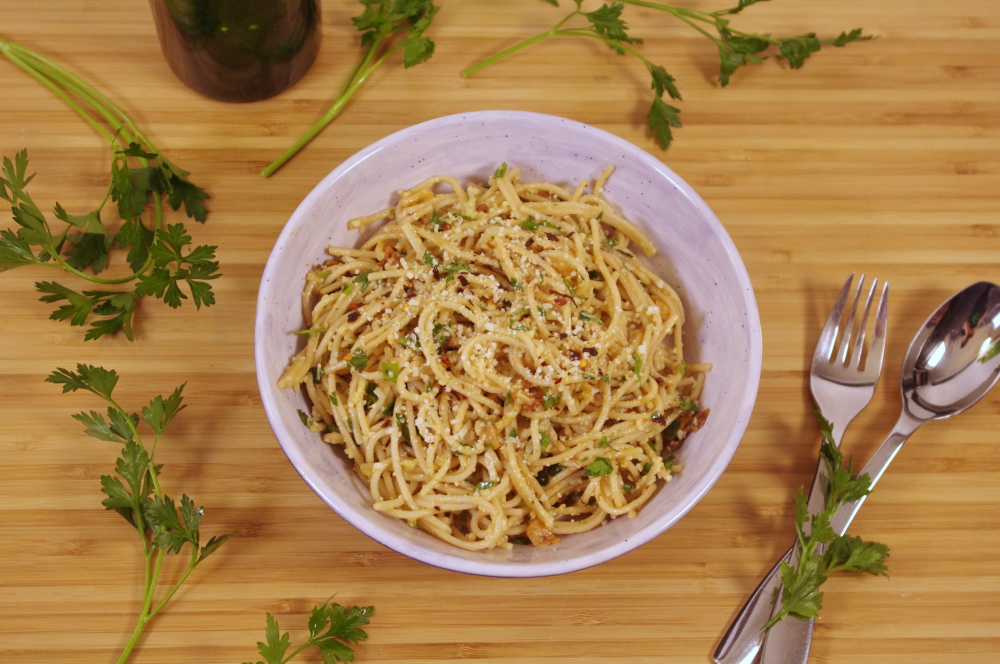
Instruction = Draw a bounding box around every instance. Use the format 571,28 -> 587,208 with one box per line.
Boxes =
715,273 -> 888,664
760,281 -> 1000,664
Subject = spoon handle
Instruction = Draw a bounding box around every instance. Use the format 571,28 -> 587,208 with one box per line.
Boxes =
757,412 -> 923,664
829,411 -> 922,535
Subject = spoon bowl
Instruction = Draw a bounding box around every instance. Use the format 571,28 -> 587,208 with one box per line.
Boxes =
904,281 -> 1000,420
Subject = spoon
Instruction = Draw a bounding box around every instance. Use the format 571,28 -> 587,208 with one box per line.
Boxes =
759,281 -> 1000,664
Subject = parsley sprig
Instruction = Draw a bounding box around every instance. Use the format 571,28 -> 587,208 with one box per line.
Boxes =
463,0 -> 872,149
765,412 -> 889,627
262,0 -> 440,176
47,365 -> 235,664
244,600 -> 374,664
0,40 -> 216,340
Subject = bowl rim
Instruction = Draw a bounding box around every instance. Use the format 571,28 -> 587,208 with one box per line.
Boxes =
255,110 -> 762,577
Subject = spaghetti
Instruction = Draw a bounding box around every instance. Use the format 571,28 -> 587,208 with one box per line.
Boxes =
278,164 -> 709,550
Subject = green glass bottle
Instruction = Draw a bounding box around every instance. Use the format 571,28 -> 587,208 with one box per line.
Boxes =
150,0 -> 321,103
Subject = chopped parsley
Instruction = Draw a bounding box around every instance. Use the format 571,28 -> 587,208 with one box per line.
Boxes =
381,363 -> 400,382
395,413 -> 411,444
509,427 -> 518,438
678,396 -> 699,413
585,457 -> 613,477
294,327 -> 329,335
493,162 -> 508,178
540,430 -> 551,451
543,390 -> 560,410
349,348 -> 368,371
562,278 -> 576,295
382,399 -> 395,416
399,332 -> 419,349
520,218 -> 552,232
580,311 -> 603,325
328,393 -> 339,406
422,251 -> 438,267
363,381 -> 378,405
297,409 -> 314,427
429,208 -> 442,231
352,270 -> 374,292
474,480 -> 495,492
443,260 -> 470,282
598,436 -> 610,448
588,269 -> 604,281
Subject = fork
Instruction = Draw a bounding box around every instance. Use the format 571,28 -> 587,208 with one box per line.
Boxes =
714,273 -> 889,664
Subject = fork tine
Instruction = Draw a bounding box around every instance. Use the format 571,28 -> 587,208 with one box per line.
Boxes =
850,278 -> 879,368
815,272 -> 855,363
867,282 -> 889,372
837,274 -> 867,365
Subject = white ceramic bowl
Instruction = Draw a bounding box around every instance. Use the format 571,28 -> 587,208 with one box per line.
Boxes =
255,111 -> 762,577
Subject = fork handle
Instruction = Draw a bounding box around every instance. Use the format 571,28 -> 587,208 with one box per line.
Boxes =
757,413 -> 922,664
713,453 -> 833,664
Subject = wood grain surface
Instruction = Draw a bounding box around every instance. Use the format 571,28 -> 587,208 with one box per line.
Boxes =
2,1 -> 999,662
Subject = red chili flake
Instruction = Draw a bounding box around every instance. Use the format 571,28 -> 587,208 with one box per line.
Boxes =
477,204 -> 488,212
458,275 -> 469,287
348,302 -> 363,311
568,350 -> 581,361
651,412 -> 666,425
555,297 -> 568,306
582,347 -> 597,357
554,378 -> 562,384
559,333 -> 568,339
545,233 -> 557,242
539,190 -> 551,198
433,267 -> 441,280
525,238 -> 534,248
347,311 -> 360,323
441,223 -> 452,231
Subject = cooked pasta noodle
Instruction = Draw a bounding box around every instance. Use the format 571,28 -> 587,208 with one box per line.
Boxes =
278,164 -> 710,551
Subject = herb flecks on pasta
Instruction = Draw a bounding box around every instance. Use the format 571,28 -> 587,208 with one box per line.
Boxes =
279,165 -> 709,551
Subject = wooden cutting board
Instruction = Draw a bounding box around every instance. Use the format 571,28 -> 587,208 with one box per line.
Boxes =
2,1 -> 998,662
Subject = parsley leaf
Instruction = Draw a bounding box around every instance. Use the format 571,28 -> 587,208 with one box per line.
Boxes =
47,362 -> 235,662
777,33 -> 822,69
381,363 -> 400,382
765,411 -> 890,628
246,601 -> 373,664
493,162 -> 508,178
464,0 -> 871,151
584,3 -> 641,48
647,96 -> 683,149
349,348 -> 369,371
135,223 -> 220,309
585,457 -> 614,477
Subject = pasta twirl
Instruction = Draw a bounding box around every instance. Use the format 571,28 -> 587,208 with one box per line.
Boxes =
279,164 -> 710,551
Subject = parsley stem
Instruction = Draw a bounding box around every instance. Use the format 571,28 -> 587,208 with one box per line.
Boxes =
262,36 -> 389,177
147,552 -> 197,620
117,549 -> 165,664
0,46 -> 114,143
462,28 -> 562,78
